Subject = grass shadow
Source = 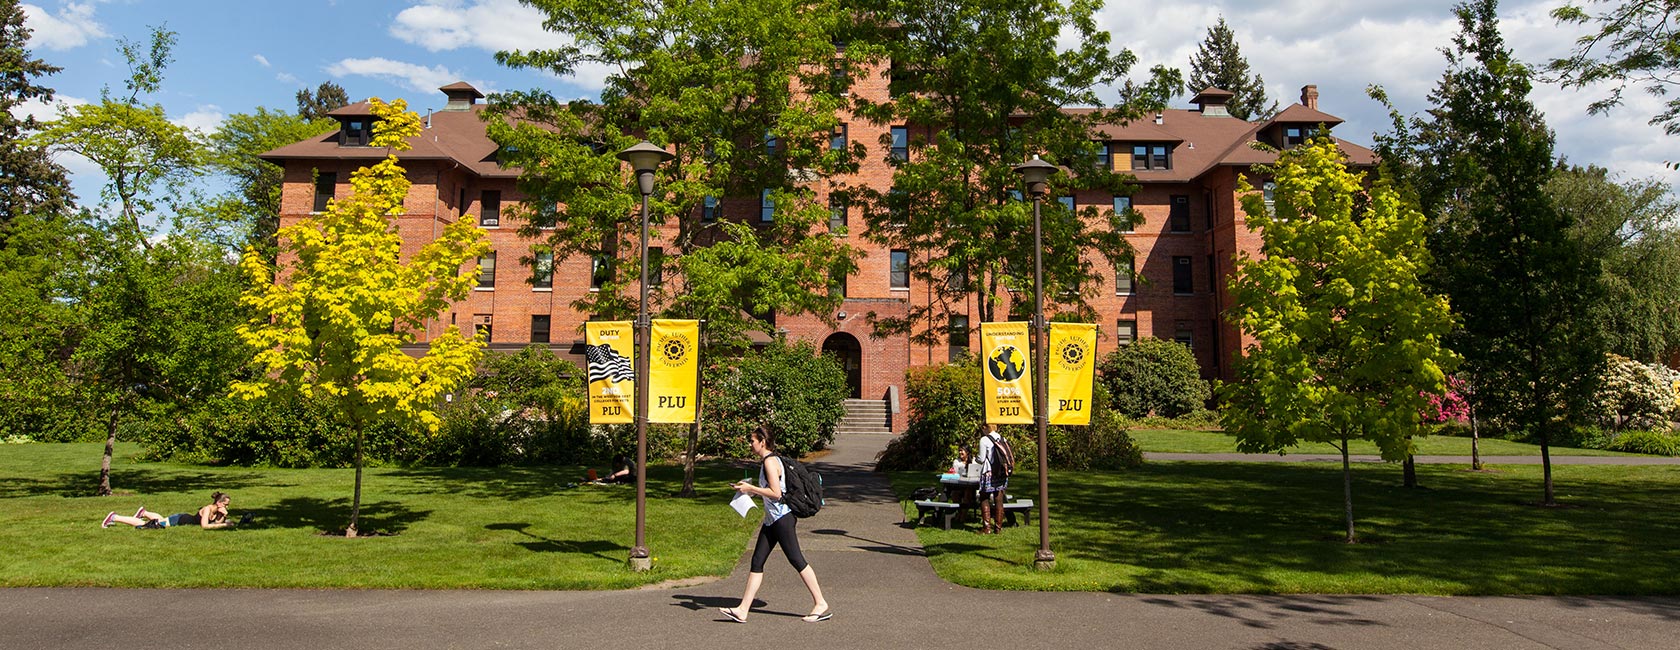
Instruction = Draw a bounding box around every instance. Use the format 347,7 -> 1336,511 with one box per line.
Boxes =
485,522 -> 627,560
253,496 -> 430,535
0,468 -> 270,499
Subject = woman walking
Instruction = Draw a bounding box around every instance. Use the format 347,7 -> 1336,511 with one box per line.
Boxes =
720,426 -> 832,623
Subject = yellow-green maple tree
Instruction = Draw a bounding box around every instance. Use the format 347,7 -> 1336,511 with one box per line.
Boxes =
233,98 -> 489,536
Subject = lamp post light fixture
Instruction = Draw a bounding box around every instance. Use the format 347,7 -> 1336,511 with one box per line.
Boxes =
616,140 -> 674,572
1012,155 -> 1058,571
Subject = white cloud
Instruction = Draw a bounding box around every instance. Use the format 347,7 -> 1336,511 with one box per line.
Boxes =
173,105 -> 224,133
327,56 -> 476,94
390,0 -> 611,90
253,54 -> 271,68
20,2 -> 107,51
10,93 -> 86,122
276,71 -> 302,86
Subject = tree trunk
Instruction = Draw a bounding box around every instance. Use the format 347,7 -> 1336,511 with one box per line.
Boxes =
1469,403 -> 1483,471
347,424 -> 364,537
98,403 -> 121,496
1341,433 -> 1355,544
1402,453 -> 1418,489
680,419 -> 700,498
1541,437 -> 1555,506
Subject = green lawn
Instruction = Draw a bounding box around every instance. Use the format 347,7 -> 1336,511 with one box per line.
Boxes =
894,462 -> 1680,595
1129,428 -> 1649,457
0,443 -> 757,589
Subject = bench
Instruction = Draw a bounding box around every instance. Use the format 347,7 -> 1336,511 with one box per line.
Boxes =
913,500 -> 963,531
1002,499 -> 1035,527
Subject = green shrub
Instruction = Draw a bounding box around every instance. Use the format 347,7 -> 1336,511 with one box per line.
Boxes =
1607,430 -> 1680,456
1098,338 -> 1211,418
702,340 -> 848,459
877,361 -> 984,471
1049,383 -> 1143,470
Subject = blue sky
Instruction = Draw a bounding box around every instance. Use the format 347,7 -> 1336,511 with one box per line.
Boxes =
18,0 -> 1678,210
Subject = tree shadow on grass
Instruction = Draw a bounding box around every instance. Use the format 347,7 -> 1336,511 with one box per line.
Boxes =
251,496 -> 429,535
0,468 -> 271,499
388,463 -> 745,503
484,522 -> 626,560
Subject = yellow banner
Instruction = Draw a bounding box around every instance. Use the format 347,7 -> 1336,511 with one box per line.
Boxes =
1048,323 -> 1097,426
586,321 -> 634,424
982,321 -> 1033,424
648,319 -> 700,423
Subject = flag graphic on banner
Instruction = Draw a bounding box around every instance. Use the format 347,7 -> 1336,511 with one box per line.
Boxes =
586,321 -> 634,424
982,321 -> 1033,424
648,319 -> 700,423
1048,323 -> 1097,426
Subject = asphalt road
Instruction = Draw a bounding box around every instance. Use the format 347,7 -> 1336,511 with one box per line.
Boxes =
4,432 -> 1678,649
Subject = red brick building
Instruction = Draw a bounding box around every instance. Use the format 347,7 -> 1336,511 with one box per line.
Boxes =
262,79 -> 1373,431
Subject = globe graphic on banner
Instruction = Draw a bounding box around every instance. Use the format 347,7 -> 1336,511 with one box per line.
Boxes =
987,345 -> 1027,381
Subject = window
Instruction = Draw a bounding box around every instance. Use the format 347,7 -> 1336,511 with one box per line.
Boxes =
829,266 -> 847,298
591,254 -> 611,290
1173,256 -> 1193,295
1207,255 -> 1217,293
458,188 -> 467,217
648,247 -> 664,287
765,131 -> 779,158
1132,144 -> 1170,170
1113,195 -> 1134,232
948,314 -> 970,362
829,195 -> 847,231
1284,127 -> 1305,148
1116,319 -> 1136,346
342,119 -> 370,146
477,252 -> 496,289
760,189 -> 774,222
1170,195 -> 1191,232
948,265 -> 967,292
890,126 -> 908,161
1263,181 -> 1277,215
1116,258 -> 1134,295
831,123 -> 848,151
313,172 -> 336,212
1096,141 -> 1111,169
888,187 -> 908,226
1057,196 -> 1075,215
702,195 -> 717,222
890,249 -> 910,289
480,190 -> 501,227
1175,321 -> 1194,350
532,250 -> 553,289
474,314 -> 493,342
530,315 -> 551,343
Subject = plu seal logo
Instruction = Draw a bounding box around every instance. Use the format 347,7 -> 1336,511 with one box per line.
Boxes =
987,345 -> 1027,381
1056,337 -> 1088,372
657,332 -> 691,368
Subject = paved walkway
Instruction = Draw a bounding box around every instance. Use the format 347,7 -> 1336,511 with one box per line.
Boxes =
4,433 -> 1680,649
1147,452 -> 1680,465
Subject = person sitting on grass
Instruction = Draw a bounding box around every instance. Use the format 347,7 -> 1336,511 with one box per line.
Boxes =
590,454 -> 635,484
101,491 -> 237,530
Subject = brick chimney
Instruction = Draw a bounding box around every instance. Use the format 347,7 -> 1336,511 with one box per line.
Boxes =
1300,85 -> 1319,110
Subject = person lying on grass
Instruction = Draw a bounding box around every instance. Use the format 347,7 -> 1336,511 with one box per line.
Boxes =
588,454 -> 635,484
101,491 -> 242,529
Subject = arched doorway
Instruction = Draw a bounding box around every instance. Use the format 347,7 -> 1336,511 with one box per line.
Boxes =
821,332 -> 863,399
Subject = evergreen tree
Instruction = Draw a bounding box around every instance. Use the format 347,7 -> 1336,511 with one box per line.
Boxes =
0,0 -> 71,227
1381,0 -> 1606,506
1187,16 -> 1277,121
296,81 -> 349,120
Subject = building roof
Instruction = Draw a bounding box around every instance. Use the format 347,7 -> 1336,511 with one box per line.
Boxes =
260,102 -> 521,178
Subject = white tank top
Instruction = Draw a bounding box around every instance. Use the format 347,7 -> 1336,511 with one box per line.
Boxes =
759,456 -> 791,525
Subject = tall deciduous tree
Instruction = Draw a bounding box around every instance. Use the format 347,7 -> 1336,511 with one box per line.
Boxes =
844,0 -> 1172,341
194,108 -> 338,253
1549,165 -> 1680,363
1547,0 -> 1680,136
1379,0 -> 1606,506
234,99 -> 490,537
30,27 -> 203,249
1187,16 -> 1277,121
1222,138 -> 1456,543
0,0 -> 70,227
296,81 -> 349,121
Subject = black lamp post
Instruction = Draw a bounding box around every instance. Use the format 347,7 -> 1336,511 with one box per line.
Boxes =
1013,155 -> 1058,571
616,140 -> 674,572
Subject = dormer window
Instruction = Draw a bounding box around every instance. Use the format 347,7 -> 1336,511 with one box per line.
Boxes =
1284,127 -> 1305,148
341,119 -> 371,147
1132,144 -> 1170,170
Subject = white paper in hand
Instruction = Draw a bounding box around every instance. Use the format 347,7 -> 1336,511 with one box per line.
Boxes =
730,492 -> 757,518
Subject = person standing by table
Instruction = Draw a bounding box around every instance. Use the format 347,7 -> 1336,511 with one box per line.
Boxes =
976,424 -> 1008,534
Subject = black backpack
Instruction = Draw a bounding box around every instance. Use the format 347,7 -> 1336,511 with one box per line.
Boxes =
988,433 -> 1016,480
775,455 -> 824,518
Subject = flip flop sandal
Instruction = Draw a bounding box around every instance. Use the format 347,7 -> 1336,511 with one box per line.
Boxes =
802,611 -> 833,623
719,608 -> 747,624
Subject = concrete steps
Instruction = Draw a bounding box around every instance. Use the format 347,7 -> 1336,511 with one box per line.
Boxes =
837,398 -> 892,435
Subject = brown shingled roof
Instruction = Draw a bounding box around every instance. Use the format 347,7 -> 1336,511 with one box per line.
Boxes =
1268,103 -> 1345,127
259,104 -> 522,178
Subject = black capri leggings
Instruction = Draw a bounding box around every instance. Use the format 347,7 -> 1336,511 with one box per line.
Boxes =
749,514 -> 808,573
